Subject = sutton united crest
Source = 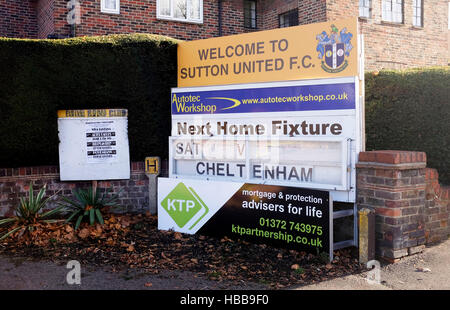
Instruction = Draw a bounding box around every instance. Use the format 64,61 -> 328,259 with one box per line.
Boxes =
316,24 -> 353,73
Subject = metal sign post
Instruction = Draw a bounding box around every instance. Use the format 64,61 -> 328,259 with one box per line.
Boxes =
145,157 -> 161,214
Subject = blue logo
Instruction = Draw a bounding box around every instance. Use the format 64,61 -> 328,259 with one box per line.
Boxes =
316,25 -> 353,73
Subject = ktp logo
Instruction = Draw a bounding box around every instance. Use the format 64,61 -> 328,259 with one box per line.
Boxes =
161,183 -> 209,230
316,24 -> 353,73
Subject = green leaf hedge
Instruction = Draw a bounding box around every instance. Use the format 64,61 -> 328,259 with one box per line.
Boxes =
0,34 -> 179,168
365,67 -> 449,184
0,35 -> 448,184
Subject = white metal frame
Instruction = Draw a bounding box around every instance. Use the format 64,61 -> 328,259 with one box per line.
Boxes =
169,136 -> 351,191
329,29 -> 365,259
101,0 -> 120,14
168,25 -> 365,259
359,0 -> 372,19
171,76 -> 360,203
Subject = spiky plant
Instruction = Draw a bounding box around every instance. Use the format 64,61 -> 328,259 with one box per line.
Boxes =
61,186 -> 122,230
0,183 -> 63,241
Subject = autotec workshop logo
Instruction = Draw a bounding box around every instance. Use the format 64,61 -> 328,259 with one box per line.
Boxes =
161,183 -> 209,230
316,24 -> 353,73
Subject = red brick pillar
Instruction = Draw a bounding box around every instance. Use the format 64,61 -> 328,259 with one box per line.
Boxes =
424,168 -> 450,244
356,150 -> 427,262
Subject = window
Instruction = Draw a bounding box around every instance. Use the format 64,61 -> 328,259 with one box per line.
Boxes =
382,0 -> 403,23
157,0 -> 203,23
279,9 -> 298,28
412,0 -> 423,27
359,0 -> 371,18
244,0 -> 257,29
101,0 -> 120,14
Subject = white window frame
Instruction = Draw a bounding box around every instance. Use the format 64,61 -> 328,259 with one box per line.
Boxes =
359,0 -> 371,19
382,0 -> 403,23
412,0 -> 423,27
101,0 -> 120,14
157,0 -> 203,24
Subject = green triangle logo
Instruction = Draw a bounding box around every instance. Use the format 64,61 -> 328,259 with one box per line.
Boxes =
161,183 -> 209,229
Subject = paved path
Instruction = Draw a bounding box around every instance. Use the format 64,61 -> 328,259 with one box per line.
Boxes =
1,239 -> 449,290
0,256 -> 265,290
294,239 -> 450,290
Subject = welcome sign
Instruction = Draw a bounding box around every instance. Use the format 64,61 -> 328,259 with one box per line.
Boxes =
178,18 -> 358,87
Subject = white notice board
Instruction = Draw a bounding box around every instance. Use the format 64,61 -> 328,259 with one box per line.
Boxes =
58,109 -> 130,181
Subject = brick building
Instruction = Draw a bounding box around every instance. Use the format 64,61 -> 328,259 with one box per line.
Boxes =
0,0 -> 448,70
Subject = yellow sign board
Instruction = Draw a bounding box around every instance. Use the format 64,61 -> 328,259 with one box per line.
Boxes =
57,109 -> 128,118
178,18 -> 358,87
145,157 -> 160,175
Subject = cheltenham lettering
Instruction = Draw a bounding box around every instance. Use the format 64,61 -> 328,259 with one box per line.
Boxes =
195,162 -> 313,182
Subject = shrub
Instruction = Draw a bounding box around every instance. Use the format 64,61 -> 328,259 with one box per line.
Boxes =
0,183 -> 63,241
61,186 -> 122,230
0,34 -> 179,168
0,35 -> 447,185
365,67 -> 449,184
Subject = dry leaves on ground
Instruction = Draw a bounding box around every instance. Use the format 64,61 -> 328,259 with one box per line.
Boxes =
0,213 -> 364,289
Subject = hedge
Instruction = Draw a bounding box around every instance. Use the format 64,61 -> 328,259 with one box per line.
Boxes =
0,34 -> 179,168
0,35 -> 448,184
365,67 -> 449,184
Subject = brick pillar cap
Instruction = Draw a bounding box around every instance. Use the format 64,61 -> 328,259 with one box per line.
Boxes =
359,150 -> 426,165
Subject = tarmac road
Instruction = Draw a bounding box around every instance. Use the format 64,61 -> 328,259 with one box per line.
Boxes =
0,256 -> 266,290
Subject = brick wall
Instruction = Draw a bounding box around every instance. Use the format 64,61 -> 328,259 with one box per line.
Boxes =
1,1 -> 447,70
298,0 -> 326,25
37,0 -> 54,38
50,0 -> 223,40
357,150 -> 449,262
258,0 -> 326,30
259,0 -> 298,29
1,151 -> 448,261
0,0 -> 38,38
327,0 -> 449,70
220,0 -> 241,36
0,161 -> 168,217
424,168 -> 450,244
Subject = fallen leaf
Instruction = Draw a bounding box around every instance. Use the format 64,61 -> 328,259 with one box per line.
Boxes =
78,228 -> 89,239
120,218 -> 131,228
174,232 -> 182,240
416,267 -> 431,272
144,282 -> 152,287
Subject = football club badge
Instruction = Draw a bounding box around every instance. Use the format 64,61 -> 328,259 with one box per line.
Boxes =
316,24 -> 353,73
